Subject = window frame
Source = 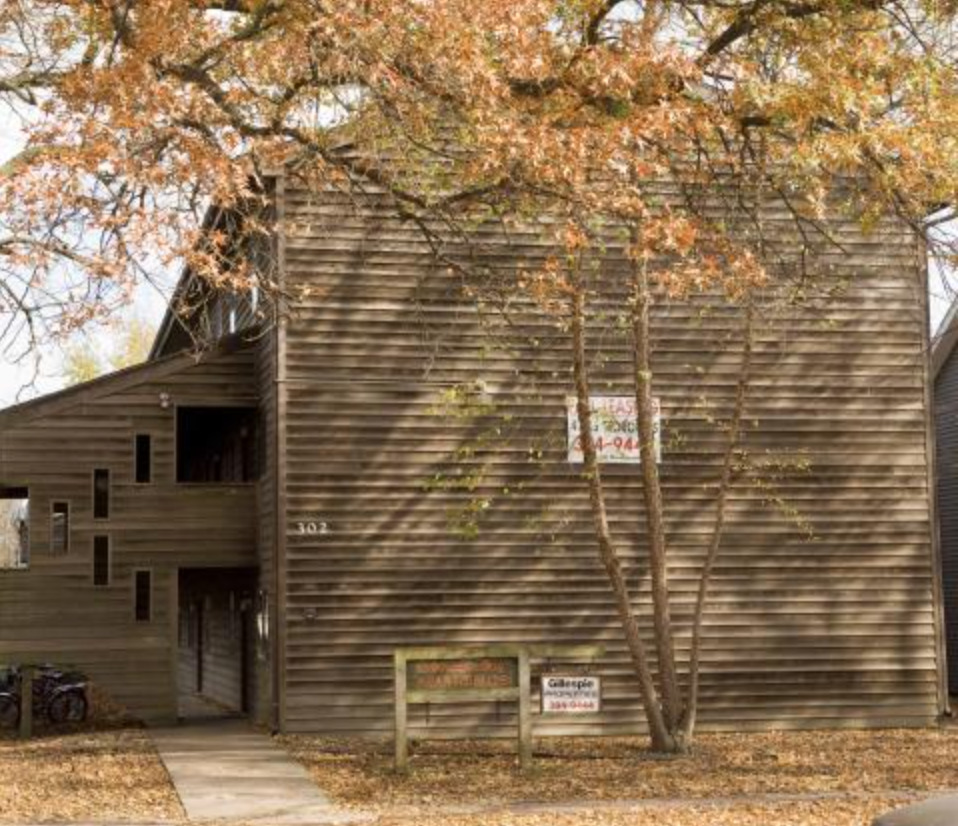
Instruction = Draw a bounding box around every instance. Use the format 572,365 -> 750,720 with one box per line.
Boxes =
50,500 -> 70,556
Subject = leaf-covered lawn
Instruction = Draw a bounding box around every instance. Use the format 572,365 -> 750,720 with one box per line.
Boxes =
280,729 -> 958,817
373,797 -> 917,826
0,727 -> 183,822
2,727 -> 953,824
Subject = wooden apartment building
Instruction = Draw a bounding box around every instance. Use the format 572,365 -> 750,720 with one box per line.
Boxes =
0,174 -> 946,736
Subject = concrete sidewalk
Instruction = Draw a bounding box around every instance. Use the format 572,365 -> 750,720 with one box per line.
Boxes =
150,719 -> 364,824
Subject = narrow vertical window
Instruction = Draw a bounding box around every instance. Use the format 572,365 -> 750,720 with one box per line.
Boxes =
135,570 -> 152,622
51,502 -> 69,555
93,469 -> 110,519
135,435 -> 152,484
93,536 -> 110,586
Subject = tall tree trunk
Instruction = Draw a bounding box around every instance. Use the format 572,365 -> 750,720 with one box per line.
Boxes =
680,301 -> 755,744
569,277 -> 676,752
628,231 -> 683,731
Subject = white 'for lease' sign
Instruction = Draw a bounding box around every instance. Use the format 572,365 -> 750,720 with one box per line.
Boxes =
541,675 -> 602,714
566,396 -> 661,464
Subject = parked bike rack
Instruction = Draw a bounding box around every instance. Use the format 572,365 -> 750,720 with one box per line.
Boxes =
1,662 -> 89,739
1,664 -> 38,739
18,666 -> 33,739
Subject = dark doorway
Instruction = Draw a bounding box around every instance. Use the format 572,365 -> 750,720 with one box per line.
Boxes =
240,602 -> 252,715
195,598 -> 204,694
177,567 -> 258,721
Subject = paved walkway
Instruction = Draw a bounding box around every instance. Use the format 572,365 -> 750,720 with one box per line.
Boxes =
177,692 -> 240,722
150,719 -> 364,824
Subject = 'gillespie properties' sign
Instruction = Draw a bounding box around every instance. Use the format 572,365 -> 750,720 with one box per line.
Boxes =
541,675 -> 602,713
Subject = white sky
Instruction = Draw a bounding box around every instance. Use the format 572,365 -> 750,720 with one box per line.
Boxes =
0,113 -> 953,407
0,117 -> 169,406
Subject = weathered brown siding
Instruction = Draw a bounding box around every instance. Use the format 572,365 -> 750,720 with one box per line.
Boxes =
277,181 -> 941,737
0,344 -> 260,723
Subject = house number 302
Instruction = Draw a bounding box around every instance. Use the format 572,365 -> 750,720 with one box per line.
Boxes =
296,521 -> 330,535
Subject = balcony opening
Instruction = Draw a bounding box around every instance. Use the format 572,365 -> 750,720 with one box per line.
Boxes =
176,407 -> 258,483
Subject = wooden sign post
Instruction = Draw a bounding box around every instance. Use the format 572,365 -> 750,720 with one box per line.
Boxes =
394,645 -> 531,772
394,644 -> 603,773
19,666 -> 33,740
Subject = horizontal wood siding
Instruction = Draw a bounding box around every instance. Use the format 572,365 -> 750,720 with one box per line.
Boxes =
0,346 -> 260,723
278,183 -> 939,737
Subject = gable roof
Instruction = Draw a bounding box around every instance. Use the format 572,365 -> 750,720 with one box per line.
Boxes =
148,205 -> 228,361
933,297 -> 958,380
0,332 -> 254,429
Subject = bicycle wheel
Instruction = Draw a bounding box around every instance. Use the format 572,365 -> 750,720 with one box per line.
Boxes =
48,690 -> 87,724
0,695 -> 19,729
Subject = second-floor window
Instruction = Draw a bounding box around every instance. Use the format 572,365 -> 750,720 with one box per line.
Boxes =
135,435 -> 152,484
51,502 -> 69,555
93,469 -> 110,519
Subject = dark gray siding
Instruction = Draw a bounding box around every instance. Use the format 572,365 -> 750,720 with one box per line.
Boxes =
935,345 -> 958,692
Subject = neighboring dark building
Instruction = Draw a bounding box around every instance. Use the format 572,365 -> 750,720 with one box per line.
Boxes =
0,175 -> 947,735
932,302 -> 958,696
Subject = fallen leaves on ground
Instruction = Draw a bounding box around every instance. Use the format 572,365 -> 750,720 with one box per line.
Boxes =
0,727 -> 184,822
280,729 -> 958,816
373,796 -> 915,826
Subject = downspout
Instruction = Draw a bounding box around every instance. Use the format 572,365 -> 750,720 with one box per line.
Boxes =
271,171 -> 290,733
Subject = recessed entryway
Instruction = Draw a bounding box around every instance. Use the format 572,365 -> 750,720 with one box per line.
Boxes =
176,567 -> 258,721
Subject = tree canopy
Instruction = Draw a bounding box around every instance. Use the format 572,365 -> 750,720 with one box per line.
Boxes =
2,0 -> 958,349
1,0 -> 957,751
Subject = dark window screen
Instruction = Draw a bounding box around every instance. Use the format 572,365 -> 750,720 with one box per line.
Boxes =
51,502 -> 69,555
135,570 -> 152,621
93,536 -> 109,585
93,469 -> 110,519
135,435 -> 152,484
